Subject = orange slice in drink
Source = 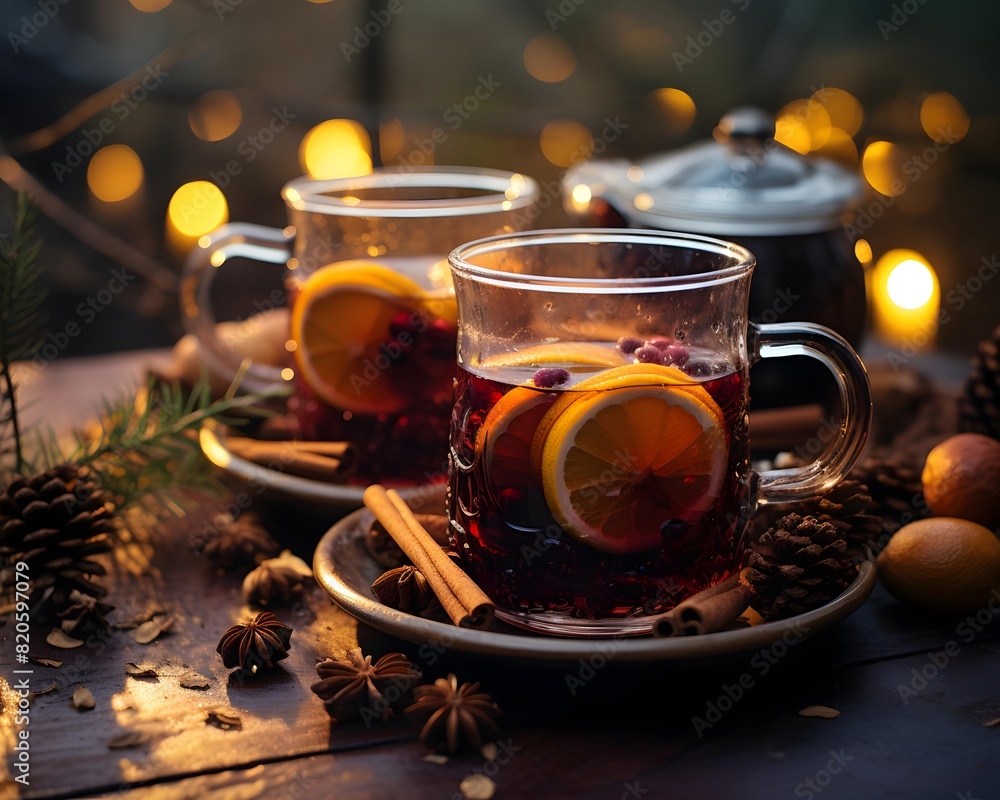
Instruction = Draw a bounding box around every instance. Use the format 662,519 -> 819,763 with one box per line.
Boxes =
481,342 -> 626,371
528,363 -> 705,479
538,381 -> 727,554
474,387 -> 557,527
291,262 -> 429,414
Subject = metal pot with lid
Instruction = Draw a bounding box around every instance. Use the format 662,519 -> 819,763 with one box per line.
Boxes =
563,107 -> 867,411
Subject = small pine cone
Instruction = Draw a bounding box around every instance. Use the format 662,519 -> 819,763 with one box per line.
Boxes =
850,453 -> 928,535
745,514 -> 857,621
959,324 -> 1000,440
198,512 -> 280,571
801,479 -> 882,552
0,464 -> 116,616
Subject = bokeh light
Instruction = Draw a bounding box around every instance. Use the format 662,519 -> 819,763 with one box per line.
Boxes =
920,92 -> 970,144
813,87 -> 863,136
854,238 -> 873,265
569,183 -> 592,213
87,145 -> 144,203
649,88 -> 696,134
811,127 -> 858,165
380,118 -> 405,162
862,140 -> 905,196
189,90 -> 243,142
523,36 -> 576,83
774,99 -> 832,154
886,258 -> 936,310
871,249 -> 940,347
129,0 -> 172,10
167,181 -> 229,238
299,119 -> 373,179
539,120 -> 592,167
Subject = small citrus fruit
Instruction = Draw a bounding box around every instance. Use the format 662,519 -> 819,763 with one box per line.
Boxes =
922,433 -> 1000,530
876,517 -> 1000,613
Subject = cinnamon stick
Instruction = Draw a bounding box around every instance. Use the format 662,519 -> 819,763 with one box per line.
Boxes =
226,437 -> 356,481
652,573 -> 751,638
363,485 -> 494,630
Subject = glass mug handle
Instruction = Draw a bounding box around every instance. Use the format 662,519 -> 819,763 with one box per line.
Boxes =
750,321 -> 873,503
180,223 -> 293,393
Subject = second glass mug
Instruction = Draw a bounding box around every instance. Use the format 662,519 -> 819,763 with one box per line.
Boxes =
181,167 -> 540,483
447,229 -> 872,636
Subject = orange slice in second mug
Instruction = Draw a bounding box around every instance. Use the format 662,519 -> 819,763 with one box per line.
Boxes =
290,263 -> 426,415
539,383 -> 728,554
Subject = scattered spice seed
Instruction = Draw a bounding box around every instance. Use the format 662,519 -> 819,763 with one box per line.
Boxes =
206,710 -> 243,730
30,682 -> 58,698
179,671 -> 211,690
108,731 -> 147,749
423,754 -> 449,765
29,655 -> 62,668
459,774 -> 496,800
72,687 -> 95,710
45,629 -> 83,649
133,616 -> 173,645
480,742 -> 498,761
124,662 -> 158,678
799,705 -> 840,719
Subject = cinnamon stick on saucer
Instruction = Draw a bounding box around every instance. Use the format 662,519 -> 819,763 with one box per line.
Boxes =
363,485 -> 494,630
226,437 -> 357,481
652,573 -> 751,638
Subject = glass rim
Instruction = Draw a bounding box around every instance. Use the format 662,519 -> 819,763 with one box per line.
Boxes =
448,228 -> 756,291
281,167 -> 540,217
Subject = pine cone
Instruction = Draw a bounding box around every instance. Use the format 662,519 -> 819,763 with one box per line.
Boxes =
745,514 -> 857,621
959,324 -> 1000,440
0,464 -> 116,616
850,453 -> 928,535
798,479 -> 882,552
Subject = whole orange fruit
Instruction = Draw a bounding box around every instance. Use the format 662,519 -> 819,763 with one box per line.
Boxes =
877,517 -> 1000,613
922,433 -> 1000,530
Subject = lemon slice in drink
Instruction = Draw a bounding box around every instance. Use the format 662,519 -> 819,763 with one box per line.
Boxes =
291,262 -> 429,414
538,381 -> 728,554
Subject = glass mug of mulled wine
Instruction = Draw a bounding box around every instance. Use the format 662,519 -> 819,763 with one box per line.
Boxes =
446,229 -> 872,636
181,168 -> 540,483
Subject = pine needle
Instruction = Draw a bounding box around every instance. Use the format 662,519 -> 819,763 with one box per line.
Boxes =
0,193 -> 46,476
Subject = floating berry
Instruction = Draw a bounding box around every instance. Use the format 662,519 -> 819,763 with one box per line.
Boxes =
532,367 -> 571,388
661,344 -> 690,367
634,345 -> 664,365
616,336 -> 644,355
389,311 -> 419,338
683,361 -> 712,377
646,337 -> 673,351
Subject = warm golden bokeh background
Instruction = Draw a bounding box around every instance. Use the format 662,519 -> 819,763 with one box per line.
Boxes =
0,0 -> 996,358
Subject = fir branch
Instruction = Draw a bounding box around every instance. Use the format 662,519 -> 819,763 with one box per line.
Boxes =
63,377 -> 286,513
0,193 -> 46,474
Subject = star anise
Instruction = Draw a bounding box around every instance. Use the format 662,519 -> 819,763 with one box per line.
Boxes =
371,566 -> 438,616
199,512 -> 280,571
405,674 -> 502,753
242,552 -> 312,607
311,648 -> 421,723
216,611 -> 293,675
57,589 -> 114,637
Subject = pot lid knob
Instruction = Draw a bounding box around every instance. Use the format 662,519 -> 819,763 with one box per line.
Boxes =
716,107 -> 775,143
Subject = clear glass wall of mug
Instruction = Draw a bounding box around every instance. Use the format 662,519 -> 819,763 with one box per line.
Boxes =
447,230 -> 872,636
182,168 -> 540,483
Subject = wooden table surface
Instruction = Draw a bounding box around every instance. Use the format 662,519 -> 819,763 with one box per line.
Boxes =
2,351 -> 999,800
